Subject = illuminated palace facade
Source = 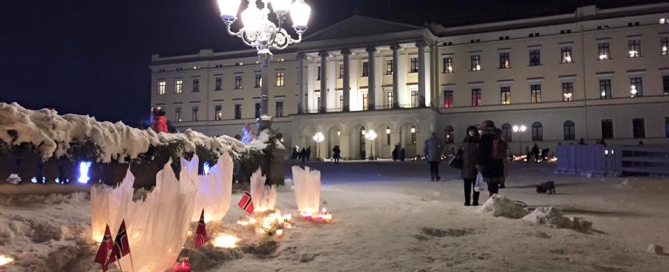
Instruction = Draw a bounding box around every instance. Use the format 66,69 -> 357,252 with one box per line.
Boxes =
150,4 -> 669,159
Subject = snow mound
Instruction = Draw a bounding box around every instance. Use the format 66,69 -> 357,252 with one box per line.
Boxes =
0,102 -> 257,163
522,207 -> 593,233
477,195 -> 529,219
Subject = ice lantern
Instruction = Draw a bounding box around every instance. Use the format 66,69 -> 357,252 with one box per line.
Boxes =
271,0 -> 292,14
218,0 -> 242,23
77,161 -> 91,184
290,0 -> 311,33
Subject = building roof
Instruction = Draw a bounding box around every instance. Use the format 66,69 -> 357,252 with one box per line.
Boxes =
303,15 -> 425,42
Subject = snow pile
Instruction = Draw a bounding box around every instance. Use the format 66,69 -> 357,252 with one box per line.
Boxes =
291,166 -> 321,215
0,102 -> 258,163
522,207 -> 593,233
91,161 -> 197,272
0,193 -> 94,272
249,169 -> 276,212
477,195 -> 529,219
187,154 -> 234,222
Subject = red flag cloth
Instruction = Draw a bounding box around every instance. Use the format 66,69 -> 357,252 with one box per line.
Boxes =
94,225 -> 113,271
194,209 -> 209,248
237,188 -> 254,214
107,220 -> 131,264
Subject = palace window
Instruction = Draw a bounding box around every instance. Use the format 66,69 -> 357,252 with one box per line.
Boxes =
386,60 -> 393,75
598,42 -> 610,60
563,121 -> 575,140
633,118 -> 645,138
158,81 -> 165,95
471,88 -> 482,106
628,40 -> 641,58
175,80 -> 183,94
276,72 -> 284,87
214,105 -> 222,121
192,78 -> 200,92
470,55 -> 481,71
529,49 -> 541,66
443,57 -> 453,73
501,86 -> 511,105
234,75 -> 242,89
499,52 -> 510,69
561,46 -> 573,63
599,79 -> 612,99
215,77 -> 222,90
234,104 -> 242,119
531,84 -> 542,103
410,58 -> 418,73
562,82 -> 574,101
443,90 -> 453,108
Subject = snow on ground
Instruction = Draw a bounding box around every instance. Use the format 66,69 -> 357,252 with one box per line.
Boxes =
1,162 -> 669,272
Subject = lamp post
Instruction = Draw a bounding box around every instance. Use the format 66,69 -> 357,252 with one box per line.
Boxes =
217,0 -> 311,131
364,130 -> 377,160
313,132 -> 324,161
512,125 -> 527,156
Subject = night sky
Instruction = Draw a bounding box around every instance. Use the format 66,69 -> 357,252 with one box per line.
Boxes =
0,0 -> 661,126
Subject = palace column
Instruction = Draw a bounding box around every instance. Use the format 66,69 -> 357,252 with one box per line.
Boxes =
342,49 -> 351,112
366,46 -> 376,110
319,51 -> 328,113
417,42 -> 427,107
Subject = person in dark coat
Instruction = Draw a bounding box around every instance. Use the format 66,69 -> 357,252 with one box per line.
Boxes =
306,146 -> 312,161
300,147 -> 307,163
400,148 -> 406,161
578,138 -> 586,145
392,145 -> 400,162
460,126 -> 480,206
477,120 -> 505,197
532,143 -> 540,163
424,132 -> 445,181
332,146 -> 341,164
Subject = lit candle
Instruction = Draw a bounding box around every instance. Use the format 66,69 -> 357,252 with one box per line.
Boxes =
249,218 -> 257,225
283,214 -> 292,222
276,229 -> 284,238
322,213 -> 333,222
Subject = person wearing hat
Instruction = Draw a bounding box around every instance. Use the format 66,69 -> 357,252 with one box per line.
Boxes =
476,120 -> 505,196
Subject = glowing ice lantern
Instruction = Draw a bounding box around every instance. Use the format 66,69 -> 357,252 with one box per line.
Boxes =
77,161 -> 92,184
203,162 -> 210,175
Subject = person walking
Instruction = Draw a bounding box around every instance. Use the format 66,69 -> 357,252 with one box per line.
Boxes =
477,120 -> 505,196
532,143 -> 540,163
332,145 -> 341,164
300,147 -> 307,163
424,132 -> 445,181
460,126 -> 480,206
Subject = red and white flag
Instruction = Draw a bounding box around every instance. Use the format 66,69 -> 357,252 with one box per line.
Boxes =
194,209 -> 209,248
94,225 -> 113,271
237,188 -> 254,214
107,220 -> 131,264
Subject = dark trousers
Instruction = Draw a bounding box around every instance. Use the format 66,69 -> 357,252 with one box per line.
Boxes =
464,178 -> 480,204
487,181 -> 500,197
429,162 -> 440,178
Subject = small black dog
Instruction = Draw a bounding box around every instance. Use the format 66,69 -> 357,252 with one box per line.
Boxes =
536,181 -> 556,194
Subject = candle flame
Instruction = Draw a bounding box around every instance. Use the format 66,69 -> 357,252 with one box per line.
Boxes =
213,234 -> 240,249
0,255 -> 14,266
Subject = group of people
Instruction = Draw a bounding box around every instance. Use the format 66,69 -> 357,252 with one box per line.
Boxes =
391,145 -> 407,162
422,120 -> 510,206
290,146 -> 312,163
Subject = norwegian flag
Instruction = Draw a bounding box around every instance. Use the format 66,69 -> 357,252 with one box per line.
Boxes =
194,209 -> 209,248
94,225 -> 113,271
107,220 -> 131,264
237,188 -> 254,214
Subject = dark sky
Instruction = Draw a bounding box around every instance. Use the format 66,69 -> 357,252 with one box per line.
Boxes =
0,0 -> 661,126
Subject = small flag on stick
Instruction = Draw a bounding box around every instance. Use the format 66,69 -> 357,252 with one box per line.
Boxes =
94,225 -> 113,271
107,220 -> 131,264
194,209 -> 209,248
237,188 -> 254,214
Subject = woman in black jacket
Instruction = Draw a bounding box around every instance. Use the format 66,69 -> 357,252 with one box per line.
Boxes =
477,120 -> 505,197
461,126 -> 480,206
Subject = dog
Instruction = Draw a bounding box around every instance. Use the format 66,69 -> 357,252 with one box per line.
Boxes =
536,181 -> 556,194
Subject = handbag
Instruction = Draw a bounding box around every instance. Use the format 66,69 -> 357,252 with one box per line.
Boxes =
448,149 -> 463,169
474,172 -> 486,192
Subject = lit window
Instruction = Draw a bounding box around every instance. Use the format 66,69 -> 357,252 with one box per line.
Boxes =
471,88 -> 482,106
628,40 -> 641,58
158,81 -> 166,95
561,46 -> 573,63
443,57 -> 453,73
276,72 -> 284,87
598,42 -> 610,60
411,90 -> 418,107
175,80 -> 183,94
175,107 -> 182,122
630,77 -> 643,97
661,37 -> 668,55
531,84 -> 542,103
215,77 -> 222,90
500,86 -> 511,105
499,52 -> 510,69
234,75 -> 242,89
386,60 -> 393,75
386,92 -> 393,107
443,90 -> 453,108
562,82 -> 574,101
214,105 -> 222,121
410,58 -> 418,73
470,55 -> 481,71
599,79 -> 612,99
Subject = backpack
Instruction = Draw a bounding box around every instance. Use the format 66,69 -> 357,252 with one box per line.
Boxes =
492,136 -> 508,160
166,120 -> 177,133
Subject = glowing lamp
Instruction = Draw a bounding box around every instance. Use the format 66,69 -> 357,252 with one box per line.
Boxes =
601,90 -> 607,97
217,0 -> 242,23
213,234 -> 240,248
290,0 -> 311,33
410,126 -> 416,134
78,161 -> 91,184
241,2 -> 263,33
0,255 -> 14,266
271,0 -> 292,14
173,257 -> 191,272
386,127 -> 390,134
203,162 -> 210,175
337,130 -> 340,136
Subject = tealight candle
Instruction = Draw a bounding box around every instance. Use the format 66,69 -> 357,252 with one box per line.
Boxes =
249,218 -> 257,225
276,229 -> 284,238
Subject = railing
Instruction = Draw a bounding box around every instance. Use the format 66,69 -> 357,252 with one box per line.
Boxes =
555,145 -> 669,177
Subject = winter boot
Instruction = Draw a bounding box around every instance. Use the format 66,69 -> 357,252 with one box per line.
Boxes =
7,174 -> 21,185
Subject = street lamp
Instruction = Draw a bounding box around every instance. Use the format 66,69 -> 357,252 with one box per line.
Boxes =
313,132 -> 324,160
364,130 -> 377,160
512,125 -> 527,156
217,0 -> 311,130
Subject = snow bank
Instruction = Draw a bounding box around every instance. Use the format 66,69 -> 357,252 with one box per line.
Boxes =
522,207 -> 593,233
477,195 -> 529,219
0,102 -> 259,163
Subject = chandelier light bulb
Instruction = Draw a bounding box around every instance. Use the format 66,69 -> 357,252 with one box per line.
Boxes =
218,0 -> 242,22
291,0 -> 311,33
270,0 -> 292,15
241,2 -> 263,33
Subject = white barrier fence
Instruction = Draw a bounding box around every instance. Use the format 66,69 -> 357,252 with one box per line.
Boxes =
556,145 -> 669,177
